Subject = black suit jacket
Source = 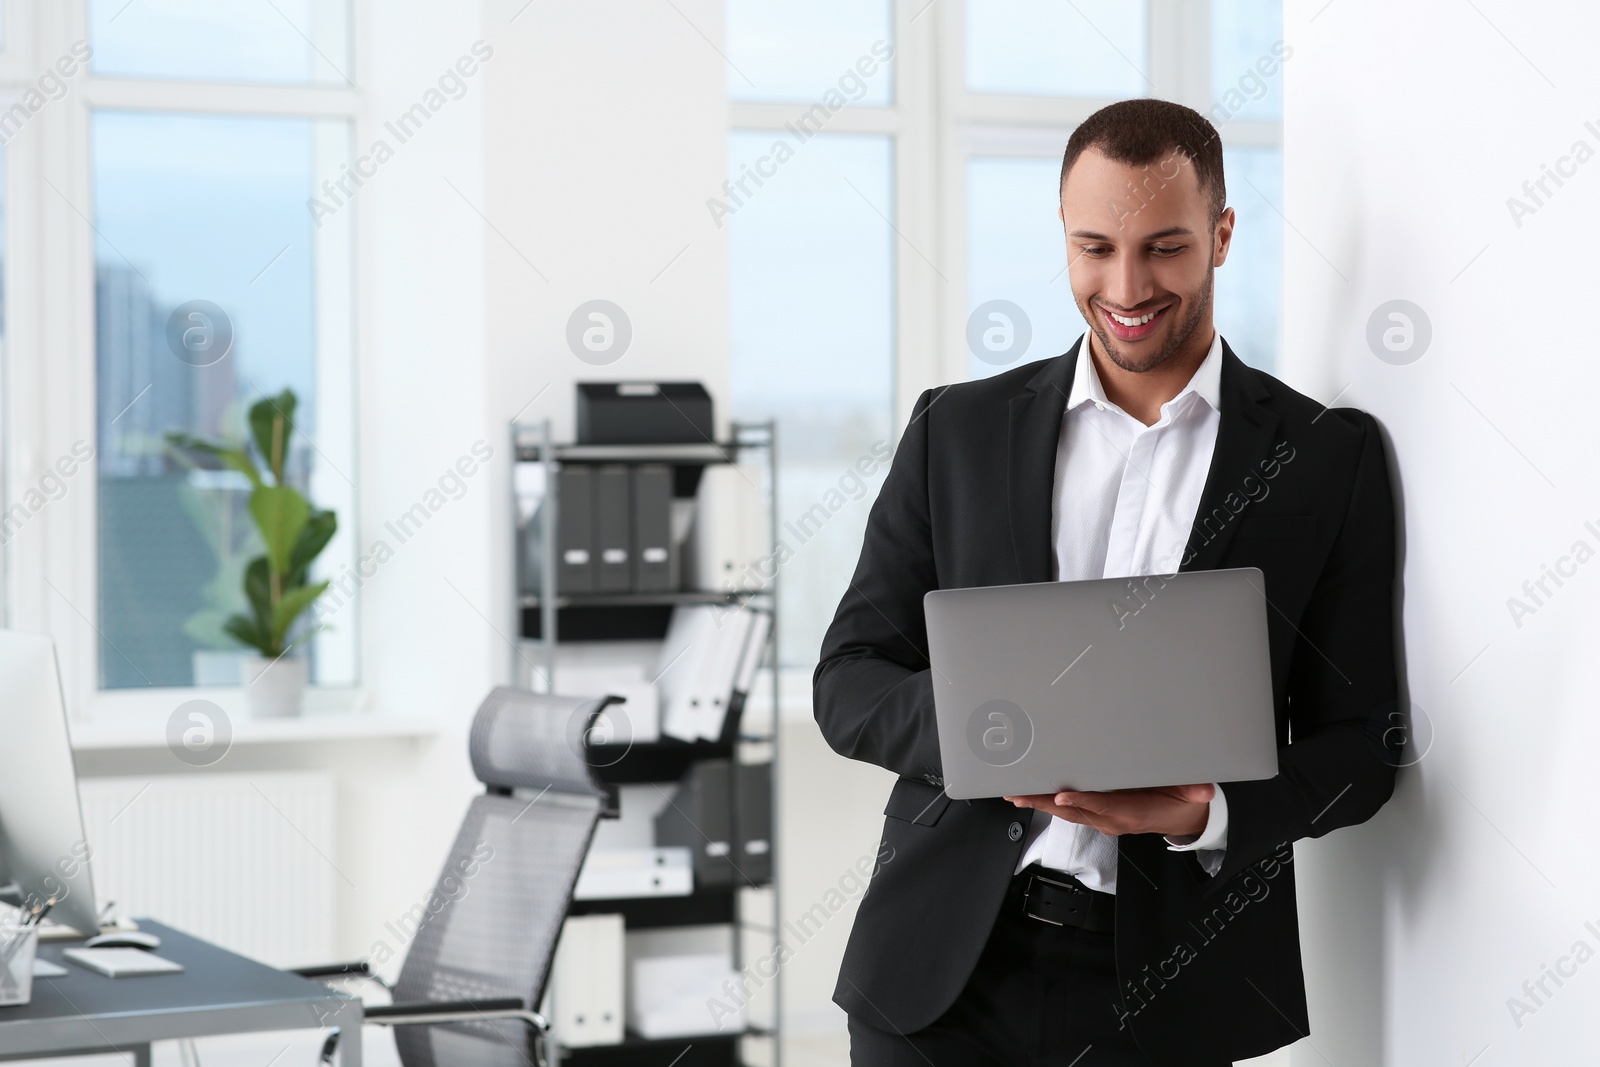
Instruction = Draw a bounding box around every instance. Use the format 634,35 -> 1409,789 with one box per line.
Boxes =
813,337 -> 1402,1064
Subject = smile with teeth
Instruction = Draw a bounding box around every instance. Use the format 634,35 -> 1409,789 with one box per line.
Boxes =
1099,303 -> 1169,339
1109,310 -> 1158,326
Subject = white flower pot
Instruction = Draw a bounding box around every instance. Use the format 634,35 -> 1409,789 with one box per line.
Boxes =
241,655 -> 309,719
192,649 -> 247,686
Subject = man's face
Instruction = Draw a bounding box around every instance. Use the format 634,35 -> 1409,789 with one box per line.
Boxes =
1058,147 -> 1234,374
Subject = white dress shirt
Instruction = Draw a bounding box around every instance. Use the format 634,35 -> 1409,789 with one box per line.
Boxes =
1014,330 -> 1230,893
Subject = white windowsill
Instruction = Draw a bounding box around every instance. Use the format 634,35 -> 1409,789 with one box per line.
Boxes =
70,713 -> 442,751
71,686 -> 444,750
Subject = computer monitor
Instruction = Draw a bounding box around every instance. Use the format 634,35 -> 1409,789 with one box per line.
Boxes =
0,631 -> 98,939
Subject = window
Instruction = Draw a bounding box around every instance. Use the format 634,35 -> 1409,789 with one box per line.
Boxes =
726,0 -> 893,106
728,131 -> 895,665
965,0 -> 1147,98
91,111 -> 355,689
966,156 -> 1085,380
960,0 -> 1284,378
728,1 -> 1285,670
88,0 -> 351,86
0,1 -> 358,710
725,4 -> 900,667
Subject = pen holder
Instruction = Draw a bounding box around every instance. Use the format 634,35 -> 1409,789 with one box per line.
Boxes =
0,923 -> 38,1006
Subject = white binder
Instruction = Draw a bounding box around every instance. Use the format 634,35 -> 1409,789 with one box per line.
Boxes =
551,913 -> 624,1047
658,605 -> 757,741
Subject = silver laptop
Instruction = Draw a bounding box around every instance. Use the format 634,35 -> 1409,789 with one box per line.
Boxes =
924,567 -> 1278,800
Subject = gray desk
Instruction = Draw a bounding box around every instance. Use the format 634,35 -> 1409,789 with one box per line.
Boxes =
0,921 -> 362,1065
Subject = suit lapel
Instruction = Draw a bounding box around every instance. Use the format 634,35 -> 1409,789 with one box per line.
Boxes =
1179,341 -> 1282,574
1006,336 -> 1281,584
1006,337 -> 1081,585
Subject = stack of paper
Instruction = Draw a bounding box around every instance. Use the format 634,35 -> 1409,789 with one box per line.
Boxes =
573,847 -> 693,900
629,953 -> 743,1038
656,606 -> 771,742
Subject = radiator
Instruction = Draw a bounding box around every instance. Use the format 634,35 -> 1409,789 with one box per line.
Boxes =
78,771 -> 335,967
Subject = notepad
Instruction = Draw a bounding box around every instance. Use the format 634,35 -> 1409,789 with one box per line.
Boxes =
63,947 -> 184,977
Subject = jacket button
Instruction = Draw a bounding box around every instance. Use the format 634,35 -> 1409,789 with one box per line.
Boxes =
1008,821 -> 1024,841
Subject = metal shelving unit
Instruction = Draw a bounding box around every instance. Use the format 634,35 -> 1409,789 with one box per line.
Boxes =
510,418 -> 782,1067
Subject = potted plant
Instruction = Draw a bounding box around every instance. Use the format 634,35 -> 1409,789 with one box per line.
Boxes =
167,389 -> 336,718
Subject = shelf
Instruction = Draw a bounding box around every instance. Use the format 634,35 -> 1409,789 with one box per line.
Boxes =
587,738 -> 735,784
570,885 -> 739,928
521,592 -> 772,643
520,590 -> 767,610
558,1027 -> 768,1066
515,417 -> 780,1067
514,441 -> 738,464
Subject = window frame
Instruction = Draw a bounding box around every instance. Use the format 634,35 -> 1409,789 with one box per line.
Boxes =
1,0 -> 362,721
728,0 -> 1285,430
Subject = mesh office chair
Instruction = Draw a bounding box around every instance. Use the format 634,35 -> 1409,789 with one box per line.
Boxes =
303,686 -> 617,1067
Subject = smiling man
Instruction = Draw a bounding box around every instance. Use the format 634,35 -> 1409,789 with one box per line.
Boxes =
815,99 -> 1403,1064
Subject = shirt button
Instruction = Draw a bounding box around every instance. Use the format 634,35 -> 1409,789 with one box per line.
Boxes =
1094,402 -> 1105,411
1008,821 -> 1024,841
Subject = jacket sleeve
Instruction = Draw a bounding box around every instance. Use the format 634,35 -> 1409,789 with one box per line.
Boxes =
812,388 -> 946,783
1201,410 -> 1402,894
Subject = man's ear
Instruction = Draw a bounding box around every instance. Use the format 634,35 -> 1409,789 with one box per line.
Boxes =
1212,205 -> 1236,268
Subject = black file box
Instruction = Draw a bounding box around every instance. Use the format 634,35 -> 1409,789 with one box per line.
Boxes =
577,382 -> 714,445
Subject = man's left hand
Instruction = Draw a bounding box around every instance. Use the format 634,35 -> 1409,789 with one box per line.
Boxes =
1003,782 -> 1214,840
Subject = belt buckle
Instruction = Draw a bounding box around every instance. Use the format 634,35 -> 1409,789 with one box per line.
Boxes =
1022,871 -> 1082,926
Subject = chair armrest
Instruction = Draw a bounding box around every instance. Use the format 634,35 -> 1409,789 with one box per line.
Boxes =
364,998 -> 549,1033
292,961 -> 375,980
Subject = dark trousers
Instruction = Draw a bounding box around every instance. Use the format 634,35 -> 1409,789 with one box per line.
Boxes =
848,869 -> 1232,1066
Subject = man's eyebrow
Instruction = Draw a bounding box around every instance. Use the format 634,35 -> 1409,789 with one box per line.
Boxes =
1140,226 -> 1195,240
1067,225 -> 1196,241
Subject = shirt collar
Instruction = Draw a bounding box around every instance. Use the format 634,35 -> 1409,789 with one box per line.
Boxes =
1066,329 -> 1224,416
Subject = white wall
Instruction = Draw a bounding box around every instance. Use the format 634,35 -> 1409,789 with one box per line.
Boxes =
1283,2 -> 1600,1062
480,0 -> 732,688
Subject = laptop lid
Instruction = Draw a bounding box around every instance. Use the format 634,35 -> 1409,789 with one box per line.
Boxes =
924,567 -> 1278,800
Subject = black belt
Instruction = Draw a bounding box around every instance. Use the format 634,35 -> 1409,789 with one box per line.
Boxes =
1012,864 -> 1115,934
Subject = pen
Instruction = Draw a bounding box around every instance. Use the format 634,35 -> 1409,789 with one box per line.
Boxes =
29,899 -> 56,927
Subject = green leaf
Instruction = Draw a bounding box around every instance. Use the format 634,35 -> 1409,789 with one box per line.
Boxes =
182,609 -> 236,651
269,580 -> 329,646
288,509 -> 338,587
223,613 -> 275,657
249,391 -> 297,484
165,431 -> 262,488
250,485 -> 309,578
243,556 -> 273,625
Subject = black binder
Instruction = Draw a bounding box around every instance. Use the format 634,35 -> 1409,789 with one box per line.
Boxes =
654,760 -> 735,887
632,464 -> 675,592
594,465 -> 632,592
557,467 -> 596,593
735,762 -> 772,885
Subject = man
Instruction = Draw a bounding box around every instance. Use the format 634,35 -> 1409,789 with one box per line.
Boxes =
814,98 -> 1402,1065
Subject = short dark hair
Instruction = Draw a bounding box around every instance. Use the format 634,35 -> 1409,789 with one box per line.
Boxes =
1059,98 -> 1226,224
